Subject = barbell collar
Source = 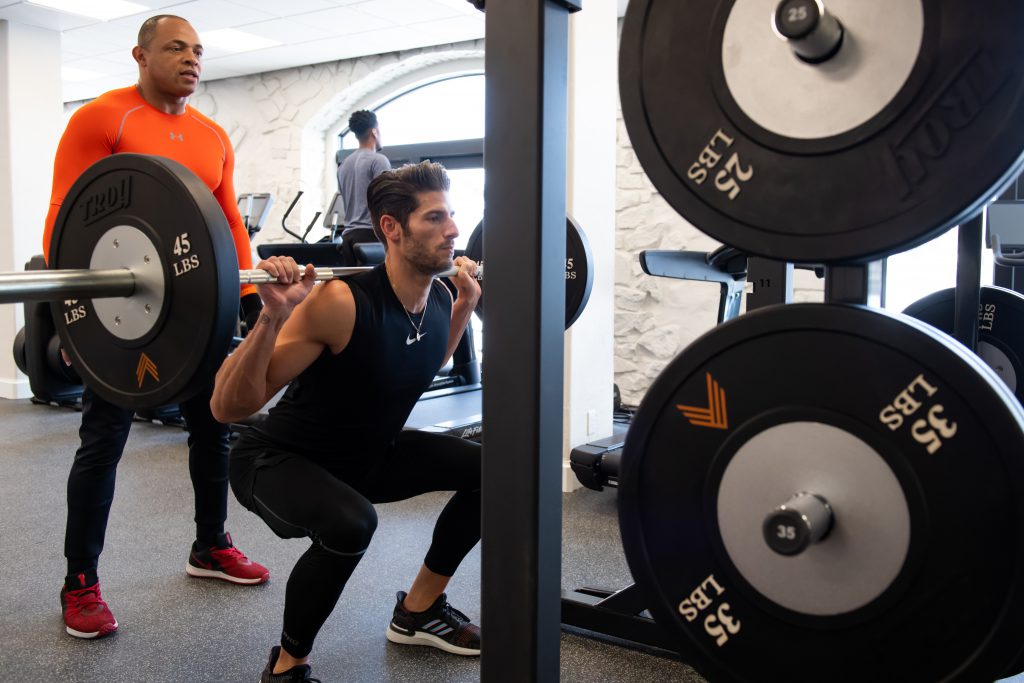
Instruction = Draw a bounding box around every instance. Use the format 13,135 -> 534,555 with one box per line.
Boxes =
763,491 -> 834,556
0,268 -> 135,304
773,0 -> 844,64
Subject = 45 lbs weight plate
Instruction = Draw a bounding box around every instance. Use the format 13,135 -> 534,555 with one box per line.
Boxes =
48,154 -> 239,410
619,0 -> 1024,263
618,304 -> 1024,682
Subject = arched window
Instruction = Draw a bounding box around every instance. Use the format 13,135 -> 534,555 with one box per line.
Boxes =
337,74 -> 485,250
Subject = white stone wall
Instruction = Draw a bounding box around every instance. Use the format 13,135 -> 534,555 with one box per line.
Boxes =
612,102 -> 823,406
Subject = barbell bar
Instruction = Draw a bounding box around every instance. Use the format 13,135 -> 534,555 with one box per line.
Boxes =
24,153 -> 590,411
0,264 -> 482,305
0,269 -> 136,303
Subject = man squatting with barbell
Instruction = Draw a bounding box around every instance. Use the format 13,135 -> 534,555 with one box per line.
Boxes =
44,15 -> 270,640
211,162 -> 484,682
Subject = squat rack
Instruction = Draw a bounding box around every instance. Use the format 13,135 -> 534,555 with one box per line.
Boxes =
480,1 -> 581,682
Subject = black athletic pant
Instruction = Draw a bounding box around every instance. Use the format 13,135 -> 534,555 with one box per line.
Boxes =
65,382 -> 231,582
229,430 -> 481,659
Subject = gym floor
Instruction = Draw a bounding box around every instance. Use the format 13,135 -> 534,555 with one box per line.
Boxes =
0,398 -> 705,683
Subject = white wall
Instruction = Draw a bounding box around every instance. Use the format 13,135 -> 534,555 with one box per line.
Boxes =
0,20 -> 62,399
563,1 -> 617,490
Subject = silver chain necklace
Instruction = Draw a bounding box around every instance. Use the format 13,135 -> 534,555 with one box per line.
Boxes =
386,265 -> 427,344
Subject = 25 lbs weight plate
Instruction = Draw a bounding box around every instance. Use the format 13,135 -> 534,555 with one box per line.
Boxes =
619,0 -> 1024,263
618,304 -> 1024,682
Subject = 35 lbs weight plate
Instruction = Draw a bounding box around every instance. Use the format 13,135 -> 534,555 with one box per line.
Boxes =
618,304 -> 1024,682
619,0 -> 1024,263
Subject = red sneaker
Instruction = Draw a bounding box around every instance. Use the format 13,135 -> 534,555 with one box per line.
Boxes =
186,532 -> 269,585
60,575 -> 118,639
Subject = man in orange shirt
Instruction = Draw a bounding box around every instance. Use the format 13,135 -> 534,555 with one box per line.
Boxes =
45,14 -> 269,640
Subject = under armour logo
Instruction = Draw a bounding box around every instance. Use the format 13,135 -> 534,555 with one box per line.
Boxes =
169,132 -> 184,142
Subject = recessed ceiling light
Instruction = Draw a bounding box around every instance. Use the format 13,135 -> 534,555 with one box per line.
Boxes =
27,0 -> 149,21
201,29 -> 282,53
62,65 -> 108,82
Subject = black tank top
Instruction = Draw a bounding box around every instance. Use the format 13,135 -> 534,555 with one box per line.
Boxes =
255,265 -> 452,465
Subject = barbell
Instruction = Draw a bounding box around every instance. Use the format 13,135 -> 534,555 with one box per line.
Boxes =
7,153 -> 590,410
0,264 -> 476,304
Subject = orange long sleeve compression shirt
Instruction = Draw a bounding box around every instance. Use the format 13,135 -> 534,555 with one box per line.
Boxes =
44,86 -> 256,297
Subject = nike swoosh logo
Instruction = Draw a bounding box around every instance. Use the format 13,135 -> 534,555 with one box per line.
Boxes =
406,333 -> 425,345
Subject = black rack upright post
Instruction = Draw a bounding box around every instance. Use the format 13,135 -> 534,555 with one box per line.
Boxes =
954,212 -> 984,352
481,1 -> 580,682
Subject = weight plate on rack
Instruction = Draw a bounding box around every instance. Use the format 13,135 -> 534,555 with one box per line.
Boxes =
904,284 -> 1024,400
618,303 -> 1024,681
619,0 -> 1024,263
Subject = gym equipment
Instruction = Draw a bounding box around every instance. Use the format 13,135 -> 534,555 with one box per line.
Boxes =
279,190 -> 321,243
464,214 -> 593,329
11,327 -> 26,375
905,286 -> 1024,403
617,303 -> 1024,682
608,2 -> 1024,680
18,256 -> 83,406
619,0 -> 1024,263
321,192 -> 345,242
237,192 -> 273,239
0,154 -> 590,411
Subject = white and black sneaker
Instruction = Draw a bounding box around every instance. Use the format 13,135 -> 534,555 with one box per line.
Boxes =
386,591 -> 481,656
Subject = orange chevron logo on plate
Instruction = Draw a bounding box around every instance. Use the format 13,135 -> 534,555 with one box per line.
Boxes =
676,372 -> 728,430
136,352 -> 159,388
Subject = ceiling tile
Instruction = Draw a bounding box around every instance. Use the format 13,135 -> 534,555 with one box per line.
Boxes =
237,17 -> 336,44
60,31 -> 125,57
286,4 -> 389,33
356,0 -> 461,25
35,0 -> 495,103
64,20 -> 140,47
159,0 -> 277,31
222,0 -> 337,18
0,3 -> 98,31
406,14 -> 484,40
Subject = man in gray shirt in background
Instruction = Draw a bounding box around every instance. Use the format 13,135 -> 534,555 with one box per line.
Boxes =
337,110 -> 391,263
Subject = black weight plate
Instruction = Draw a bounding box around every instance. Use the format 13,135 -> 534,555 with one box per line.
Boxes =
49,154 -> 239,410
564,215 -> 594,329
905,285 -> 1024,404
619,0 -> 1024,263
12,327 -> 26,375
618,304 -> 1024,682
464,215 -> 593,330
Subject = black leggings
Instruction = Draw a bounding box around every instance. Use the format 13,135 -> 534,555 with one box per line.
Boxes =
65,383 -> 230,579
230,430 -> 481,659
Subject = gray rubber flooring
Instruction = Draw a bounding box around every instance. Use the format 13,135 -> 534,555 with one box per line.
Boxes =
0,398 -> 704,683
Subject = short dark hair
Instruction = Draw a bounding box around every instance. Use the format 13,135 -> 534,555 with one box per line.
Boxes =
138,15 -> 188,49
368,161 -> 450,245
348,110 -> 379,143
